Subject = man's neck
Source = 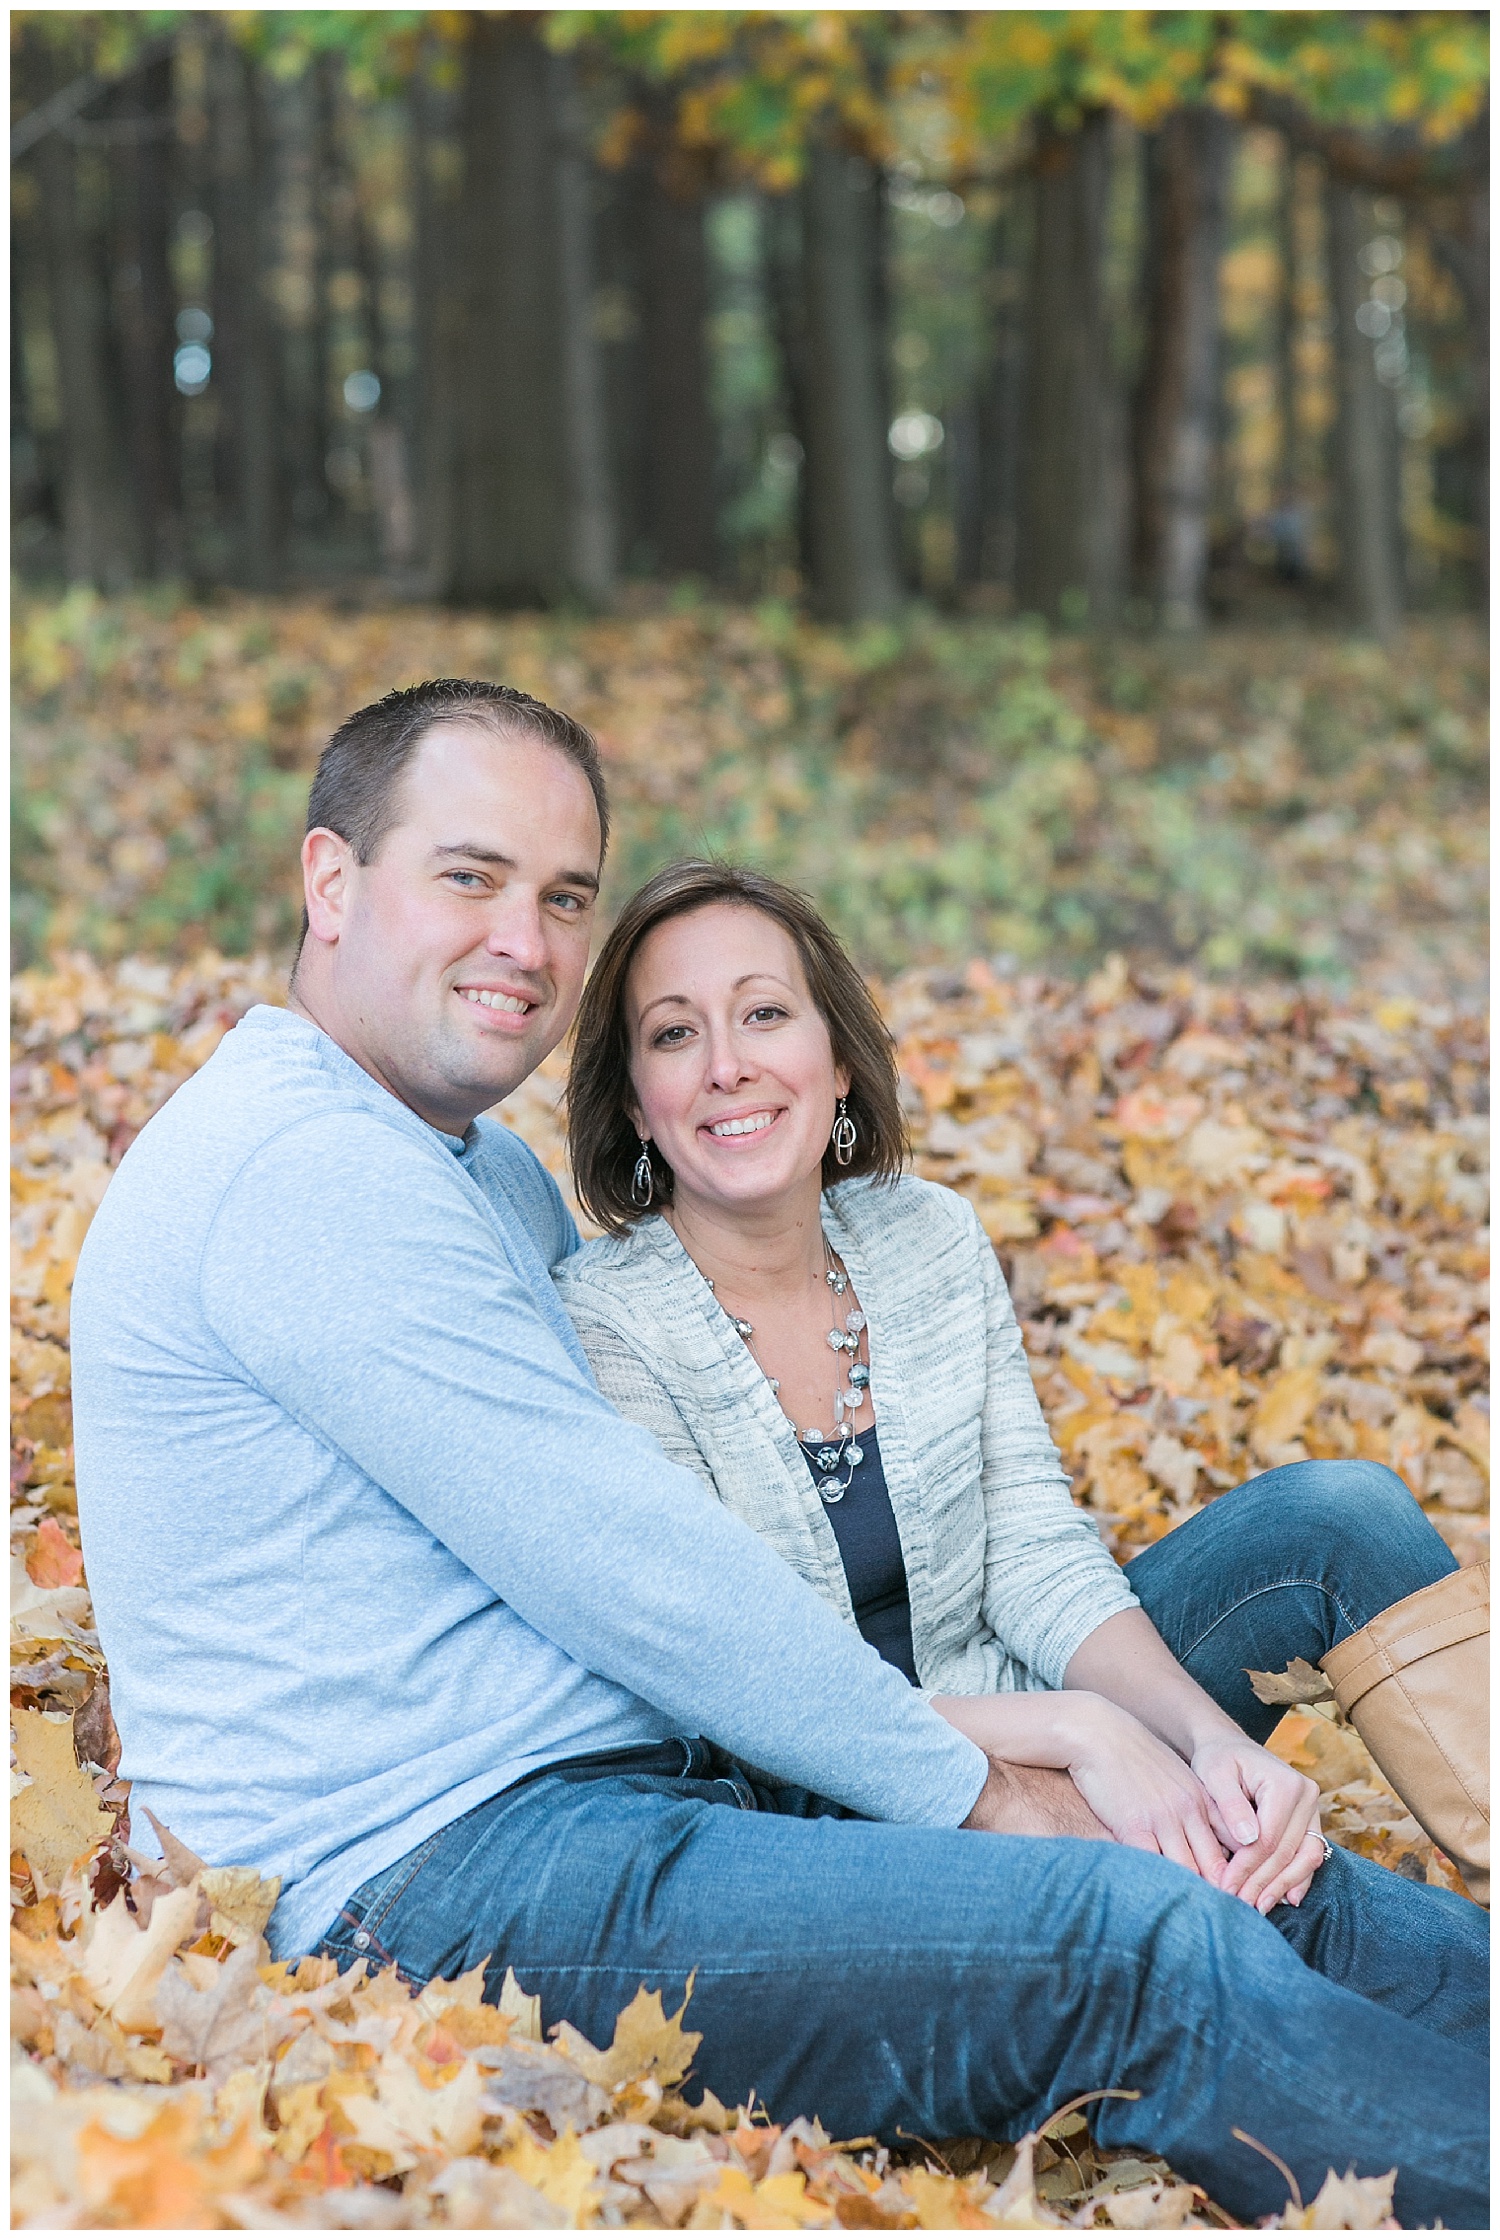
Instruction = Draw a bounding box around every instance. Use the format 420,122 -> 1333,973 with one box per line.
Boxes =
285,978 -> 475,1141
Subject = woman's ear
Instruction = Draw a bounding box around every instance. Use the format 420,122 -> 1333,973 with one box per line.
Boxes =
625,1095 -> 646,1141
834,1061 -> 852,1100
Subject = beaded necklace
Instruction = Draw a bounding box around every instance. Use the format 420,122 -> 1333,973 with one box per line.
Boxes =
707,1239 -> 870,1504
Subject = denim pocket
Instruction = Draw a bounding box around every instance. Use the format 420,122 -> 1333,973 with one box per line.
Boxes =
313,1825 -> 449,1970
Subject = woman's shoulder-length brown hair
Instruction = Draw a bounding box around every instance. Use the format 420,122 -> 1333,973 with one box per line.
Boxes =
567,860 -> 908,1235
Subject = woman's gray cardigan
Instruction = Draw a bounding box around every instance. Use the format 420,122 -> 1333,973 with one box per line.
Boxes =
552,1175 -> 1138,1696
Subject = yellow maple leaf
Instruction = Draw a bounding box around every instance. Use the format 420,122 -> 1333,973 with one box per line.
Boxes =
706,2163 -> 832,2228
202,1863 -> 281,1942
1251,1367 -> 1322,1459
273,2078 -> 330,2163
10,1706 -> 117,1891
76,1879 -> 203,2034
553,1978 -> 702,2091
341,2049 -> 486,2172
502,2123 -> 602,2221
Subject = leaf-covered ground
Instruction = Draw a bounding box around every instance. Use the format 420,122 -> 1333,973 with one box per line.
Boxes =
11,948 -> 1485,2228
12,592 -> 1488,995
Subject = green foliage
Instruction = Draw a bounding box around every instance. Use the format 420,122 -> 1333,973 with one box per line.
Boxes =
549,10 -> 1488,182
11,592 -> 1485,997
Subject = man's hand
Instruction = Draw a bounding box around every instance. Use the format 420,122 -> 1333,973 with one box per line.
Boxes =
962,1761 -> 1114,1841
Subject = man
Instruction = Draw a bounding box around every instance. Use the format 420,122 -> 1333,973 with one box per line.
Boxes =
71,680 -> 1486,2227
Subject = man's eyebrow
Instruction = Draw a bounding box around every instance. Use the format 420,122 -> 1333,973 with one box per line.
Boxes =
432,844 -> 599,893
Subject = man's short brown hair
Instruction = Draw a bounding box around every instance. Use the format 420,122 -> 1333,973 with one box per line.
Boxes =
295,678 -> 609,964
567,860 -> 907,1234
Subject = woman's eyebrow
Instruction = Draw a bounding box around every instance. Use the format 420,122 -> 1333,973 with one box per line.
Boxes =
638,973 -> 794,1023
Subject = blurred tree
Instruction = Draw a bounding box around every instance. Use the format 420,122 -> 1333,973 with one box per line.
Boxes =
445,13 -> 614,605
1132,105 -> 1233,626
1017,110 -> 1126,625
1325,180 -> 1404,638
22,22 -> 139,587
208,22 -> 284,588
560,10 -> 902,617
9,8 -> 1489,617
104,44 -> 181,576
595,89 -> 718,582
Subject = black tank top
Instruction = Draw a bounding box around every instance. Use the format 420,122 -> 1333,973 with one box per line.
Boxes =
797,1424 -> 917,1684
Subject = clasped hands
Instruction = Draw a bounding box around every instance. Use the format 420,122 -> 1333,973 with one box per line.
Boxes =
944,1691 -> 1327,1915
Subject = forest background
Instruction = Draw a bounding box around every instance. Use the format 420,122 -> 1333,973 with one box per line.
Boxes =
9,9 -> 1492,2231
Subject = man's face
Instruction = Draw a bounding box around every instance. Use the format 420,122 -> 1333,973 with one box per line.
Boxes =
300,723 -> 602,1133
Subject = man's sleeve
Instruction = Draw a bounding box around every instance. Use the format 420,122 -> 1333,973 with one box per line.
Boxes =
201,1113 -> 988,1828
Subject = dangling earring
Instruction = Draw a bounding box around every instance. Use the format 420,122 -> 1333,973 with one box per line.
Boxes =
631,1135 -> 655,1208
831,1097 -> 857,1167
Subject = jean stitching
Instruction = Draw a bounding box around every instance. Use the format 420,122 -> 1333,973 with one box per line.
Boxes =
1175,1577 -> 1361,1668
341,1827 -> 450,1946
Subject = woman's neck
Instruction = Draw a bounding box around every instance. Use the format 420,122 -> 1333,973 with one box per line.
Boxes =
665,1181 -> 827,1308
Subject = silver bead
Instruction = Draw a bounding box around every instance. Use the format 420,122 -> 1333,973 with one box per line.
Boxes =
733,1316 -> 754,1338
849,1363 -> 870,1389
848,1445 -> 863,1466
846,1310 -> 866,1335
818,1477 -> 845,1502
826,1329 -> 846,1352
804,1428 -> 824,1445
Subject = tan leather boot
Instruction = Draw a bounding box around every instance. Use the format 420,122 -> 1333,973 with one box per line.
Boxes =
1321,1563 -> 1489,1905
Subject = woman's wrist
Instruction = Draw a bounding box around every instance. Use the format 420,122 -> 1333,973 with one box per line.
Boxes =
931,1688 -> 1113,1772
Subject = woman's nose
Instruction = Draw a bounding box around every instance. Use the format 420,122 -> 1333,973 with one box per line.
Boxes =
703,1028 -> 753,1088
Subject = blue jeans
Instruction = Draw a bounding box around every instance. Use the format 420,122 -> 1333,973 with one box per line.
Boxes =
313,1462 -> 1487,2226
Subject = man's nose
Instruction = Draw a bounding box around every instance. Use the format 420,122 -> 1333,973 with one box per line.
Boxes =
484,893 -> 548,974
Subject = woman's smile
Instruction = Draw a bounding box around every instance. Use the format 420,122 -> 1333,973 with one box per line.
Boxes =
703,1107 -> 783,1142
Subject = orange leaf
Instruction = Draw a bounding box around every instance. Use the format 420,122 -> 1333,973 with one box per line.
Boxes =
25,1516 -> 84,1588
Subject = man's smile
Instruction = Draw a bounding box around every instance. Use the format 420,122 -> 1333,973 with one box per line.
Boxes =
457,985 -> 538,1018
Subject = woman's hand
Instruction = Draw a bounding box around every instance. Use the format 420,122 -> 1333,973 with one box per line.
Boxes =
1059,1696 -> 1231,1884
1189,1735 -> 1326,1912
933,1689 -> 1229,1884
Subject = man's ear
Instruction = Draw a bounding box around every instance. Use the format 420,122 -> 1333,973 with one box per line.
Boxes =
303,828 -> 355,945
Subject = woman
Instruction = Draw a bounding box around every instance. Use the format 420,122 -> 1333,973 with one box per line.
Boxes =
556,861 -> 1488,1926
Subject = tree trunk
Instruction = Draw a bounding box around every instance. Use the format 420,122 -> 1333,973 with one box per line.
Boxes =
34,91 -> 138,587
209,27 -> 282,588
555,60 -> 615,602
451,16 -> 614,608
1272,139 -> 1298,502
109,49 -> 182,576
958,189 -> 1026,593
763,188 -> 813,580
1017,111 -> 1126,626
640,165 -> 717,579
411,46 -> 460,593
1427,180 -> 1488,606
1324,177 -> 1403,638
798,140 -> 902,622
1131,106 -> 1233,627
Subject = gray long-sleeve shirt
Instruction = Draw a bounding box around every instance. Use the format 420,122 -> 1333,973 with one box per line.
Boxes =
69,1007 -> 987,1957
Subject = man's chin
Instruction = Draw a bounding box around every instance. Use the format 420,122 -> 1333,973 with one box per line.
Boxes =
444,1024 -> 554,1115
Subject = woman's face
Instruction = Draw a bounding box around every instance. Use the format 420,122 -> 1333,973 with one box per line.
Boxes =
625,902 -> 849,1219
